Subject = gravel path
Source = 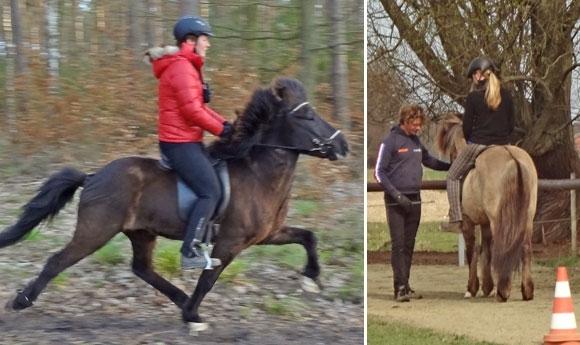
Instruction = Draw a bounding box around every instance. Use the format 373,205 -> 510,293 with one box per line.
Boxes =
0,175 -> 364,345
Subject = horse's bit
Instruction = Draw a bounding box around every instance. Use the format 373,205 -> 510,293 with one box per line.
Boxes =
311,129 -> 341,154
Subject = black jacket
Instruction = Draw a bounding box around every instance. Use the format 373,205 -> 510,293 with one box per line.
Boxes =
374,125 -> 450,197
463,83 -> 514,145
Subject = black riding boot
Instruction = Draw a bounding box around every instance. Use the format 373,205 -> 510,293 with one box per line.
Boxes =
181,217 -> 221,270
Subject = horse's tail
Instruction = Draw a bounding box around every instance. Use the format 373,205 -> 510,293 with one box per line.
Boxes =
0,167 -> 87,249
492,149 -> 531,278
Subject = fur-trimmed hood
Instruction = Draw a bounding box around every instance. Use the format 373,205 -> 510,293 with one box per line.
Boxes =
143,45 -> 180,64
143,43 -> 203,79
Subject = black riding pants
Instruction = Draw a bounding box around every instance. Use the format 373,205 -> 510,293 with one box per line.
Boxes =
384,193 -> 421,295
159,141 -> 220,257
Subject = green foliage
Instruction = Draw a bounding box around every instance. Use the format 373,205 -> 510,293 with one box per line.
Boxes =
0,266 -> 30,280
153,239 -> 181,277
239,306 -> 251,319
94,235 -> 126,266
368,168 -> 447,182
219,259 -> 249,282
260,293 -> 303,318
246,244 -> 305,269
536,255 -> 580,267
336,259 -> 364,302
367,221 -> 390,251
337,208 -> 365,232
368,316 -> 501,345
293,199 -> 321,216
52,271 -> 69,288
423,168 -> 448,181
24,229 -> 44,243
367,221 -> 459,252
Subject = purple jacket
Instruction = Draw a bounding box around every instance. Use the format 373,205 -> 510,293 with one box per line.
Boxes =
374,125 -> 450,197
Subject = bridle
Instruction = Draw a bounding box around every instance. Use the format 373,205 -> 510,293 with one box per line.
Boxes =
255,102 -> 341,154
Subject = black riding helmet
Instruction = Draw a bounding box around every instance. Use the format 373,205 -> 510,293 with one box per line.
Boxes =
466,56 -> 497,78
173,16 -> 214,43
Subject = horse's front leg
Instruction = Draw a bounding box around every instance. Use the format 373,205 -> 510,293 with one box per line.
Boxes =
182,267 -> 224,331
462,221 -> 479,298
181,242 -> 240,331
258,226 -> 321,292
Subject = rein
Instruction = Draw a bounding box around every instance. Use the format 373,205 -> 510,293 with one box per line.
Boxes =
255,129 -> 341,153
254,102 -> 341,154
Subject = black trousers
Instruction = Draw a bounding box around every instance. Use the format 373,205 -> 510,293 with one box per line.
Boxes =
384,193 -> 421,295
159,141 -> 220,257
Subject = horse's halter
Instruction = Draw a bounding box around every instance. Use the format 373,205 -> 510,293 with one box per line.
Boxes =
256,101 -> 342,154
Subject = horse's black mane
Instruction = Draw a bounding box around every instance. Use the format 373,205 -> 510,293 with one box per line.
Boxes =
208,77 -> 305,160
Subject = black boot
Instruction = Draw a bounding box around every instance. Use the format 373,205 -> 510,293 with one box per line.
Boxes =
181,217 -> 221,270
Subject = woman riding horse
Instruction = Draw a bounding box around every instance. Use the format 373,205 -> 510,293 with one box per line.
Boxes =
0,77 -> 349,330
445,56 -> 515,234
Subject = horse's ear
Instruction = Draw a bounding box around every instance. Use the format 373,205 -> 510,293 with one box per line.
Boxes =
234,108 -> 242,118
271,78 -> 285,101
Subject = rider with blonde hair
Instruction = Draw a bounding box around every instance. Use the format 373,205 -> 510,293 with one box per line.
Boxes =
444,56 -> 515,233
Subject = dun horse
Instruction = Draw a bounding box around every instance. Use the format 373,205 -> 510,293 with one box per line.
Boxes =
0,77 -> 349,330
435,112 -> 537,302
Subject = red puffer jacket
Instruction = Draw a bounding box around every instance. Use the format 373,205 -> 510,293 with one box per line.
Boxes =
150,42 -> 226,143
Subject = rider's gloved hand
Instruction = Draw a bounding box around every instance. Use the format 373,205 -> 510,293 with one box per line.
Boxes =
220,121 -> 233,138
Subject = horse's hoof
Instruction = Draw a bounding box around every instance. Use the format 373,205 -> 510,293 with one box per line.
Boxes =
300,276 -> 321,293
5,291 -> 33,311
188,322 -> 209,334
463,291 -> 473,299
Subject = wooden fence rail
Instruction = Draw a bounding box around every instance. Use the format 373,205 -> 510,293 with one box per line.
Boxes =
367,179 -> 580,192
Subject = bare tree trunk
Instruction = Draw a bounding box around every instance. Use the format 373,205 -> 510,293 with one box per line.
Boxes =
523,0 -> 580,243
179,0 -> 200,16
126,0 -> 139,69
298,1 -> 315,99
144,0 -> 155,47
74,1 -> 85,53
10,0 -> 25,75
59,0 -> 72,63
244,0 -> 258,73
155,0 -> 165,45
328,0 -> 351,130
4,2 -> 17,138
0,2 -> 5,57
45,0 -> 60,94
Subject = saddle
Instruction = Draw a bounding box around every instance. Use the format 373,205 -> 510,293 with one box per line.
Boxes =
158,155 -> 231,242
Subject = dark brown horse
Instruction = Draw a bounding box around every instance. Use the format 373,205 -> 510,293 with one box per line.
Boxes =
0,77 -> 349,330
435,112 -> 537,302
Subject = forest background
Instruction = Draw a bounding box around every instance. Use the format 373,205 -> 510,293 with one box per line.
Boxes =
0,0 -> 364,182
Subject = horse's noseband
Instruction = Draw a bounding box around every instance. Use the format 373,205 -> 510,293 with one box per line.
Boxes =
255,102 -> 341,154
289,102 -> 341,154
312,130 -> 341,154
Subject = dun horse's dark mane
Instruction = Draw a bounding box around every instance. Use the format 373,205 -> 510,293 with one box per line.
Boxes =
208,83 -> 285,160
435,112 -> 466,159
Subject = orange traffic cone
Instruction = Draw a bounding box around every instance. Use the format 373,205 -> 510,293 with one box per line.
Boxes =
544,266 -> 580,345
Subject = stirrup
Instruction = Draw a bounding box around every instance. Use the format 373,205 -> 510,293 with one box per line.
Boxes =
198,243 -> 216,270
